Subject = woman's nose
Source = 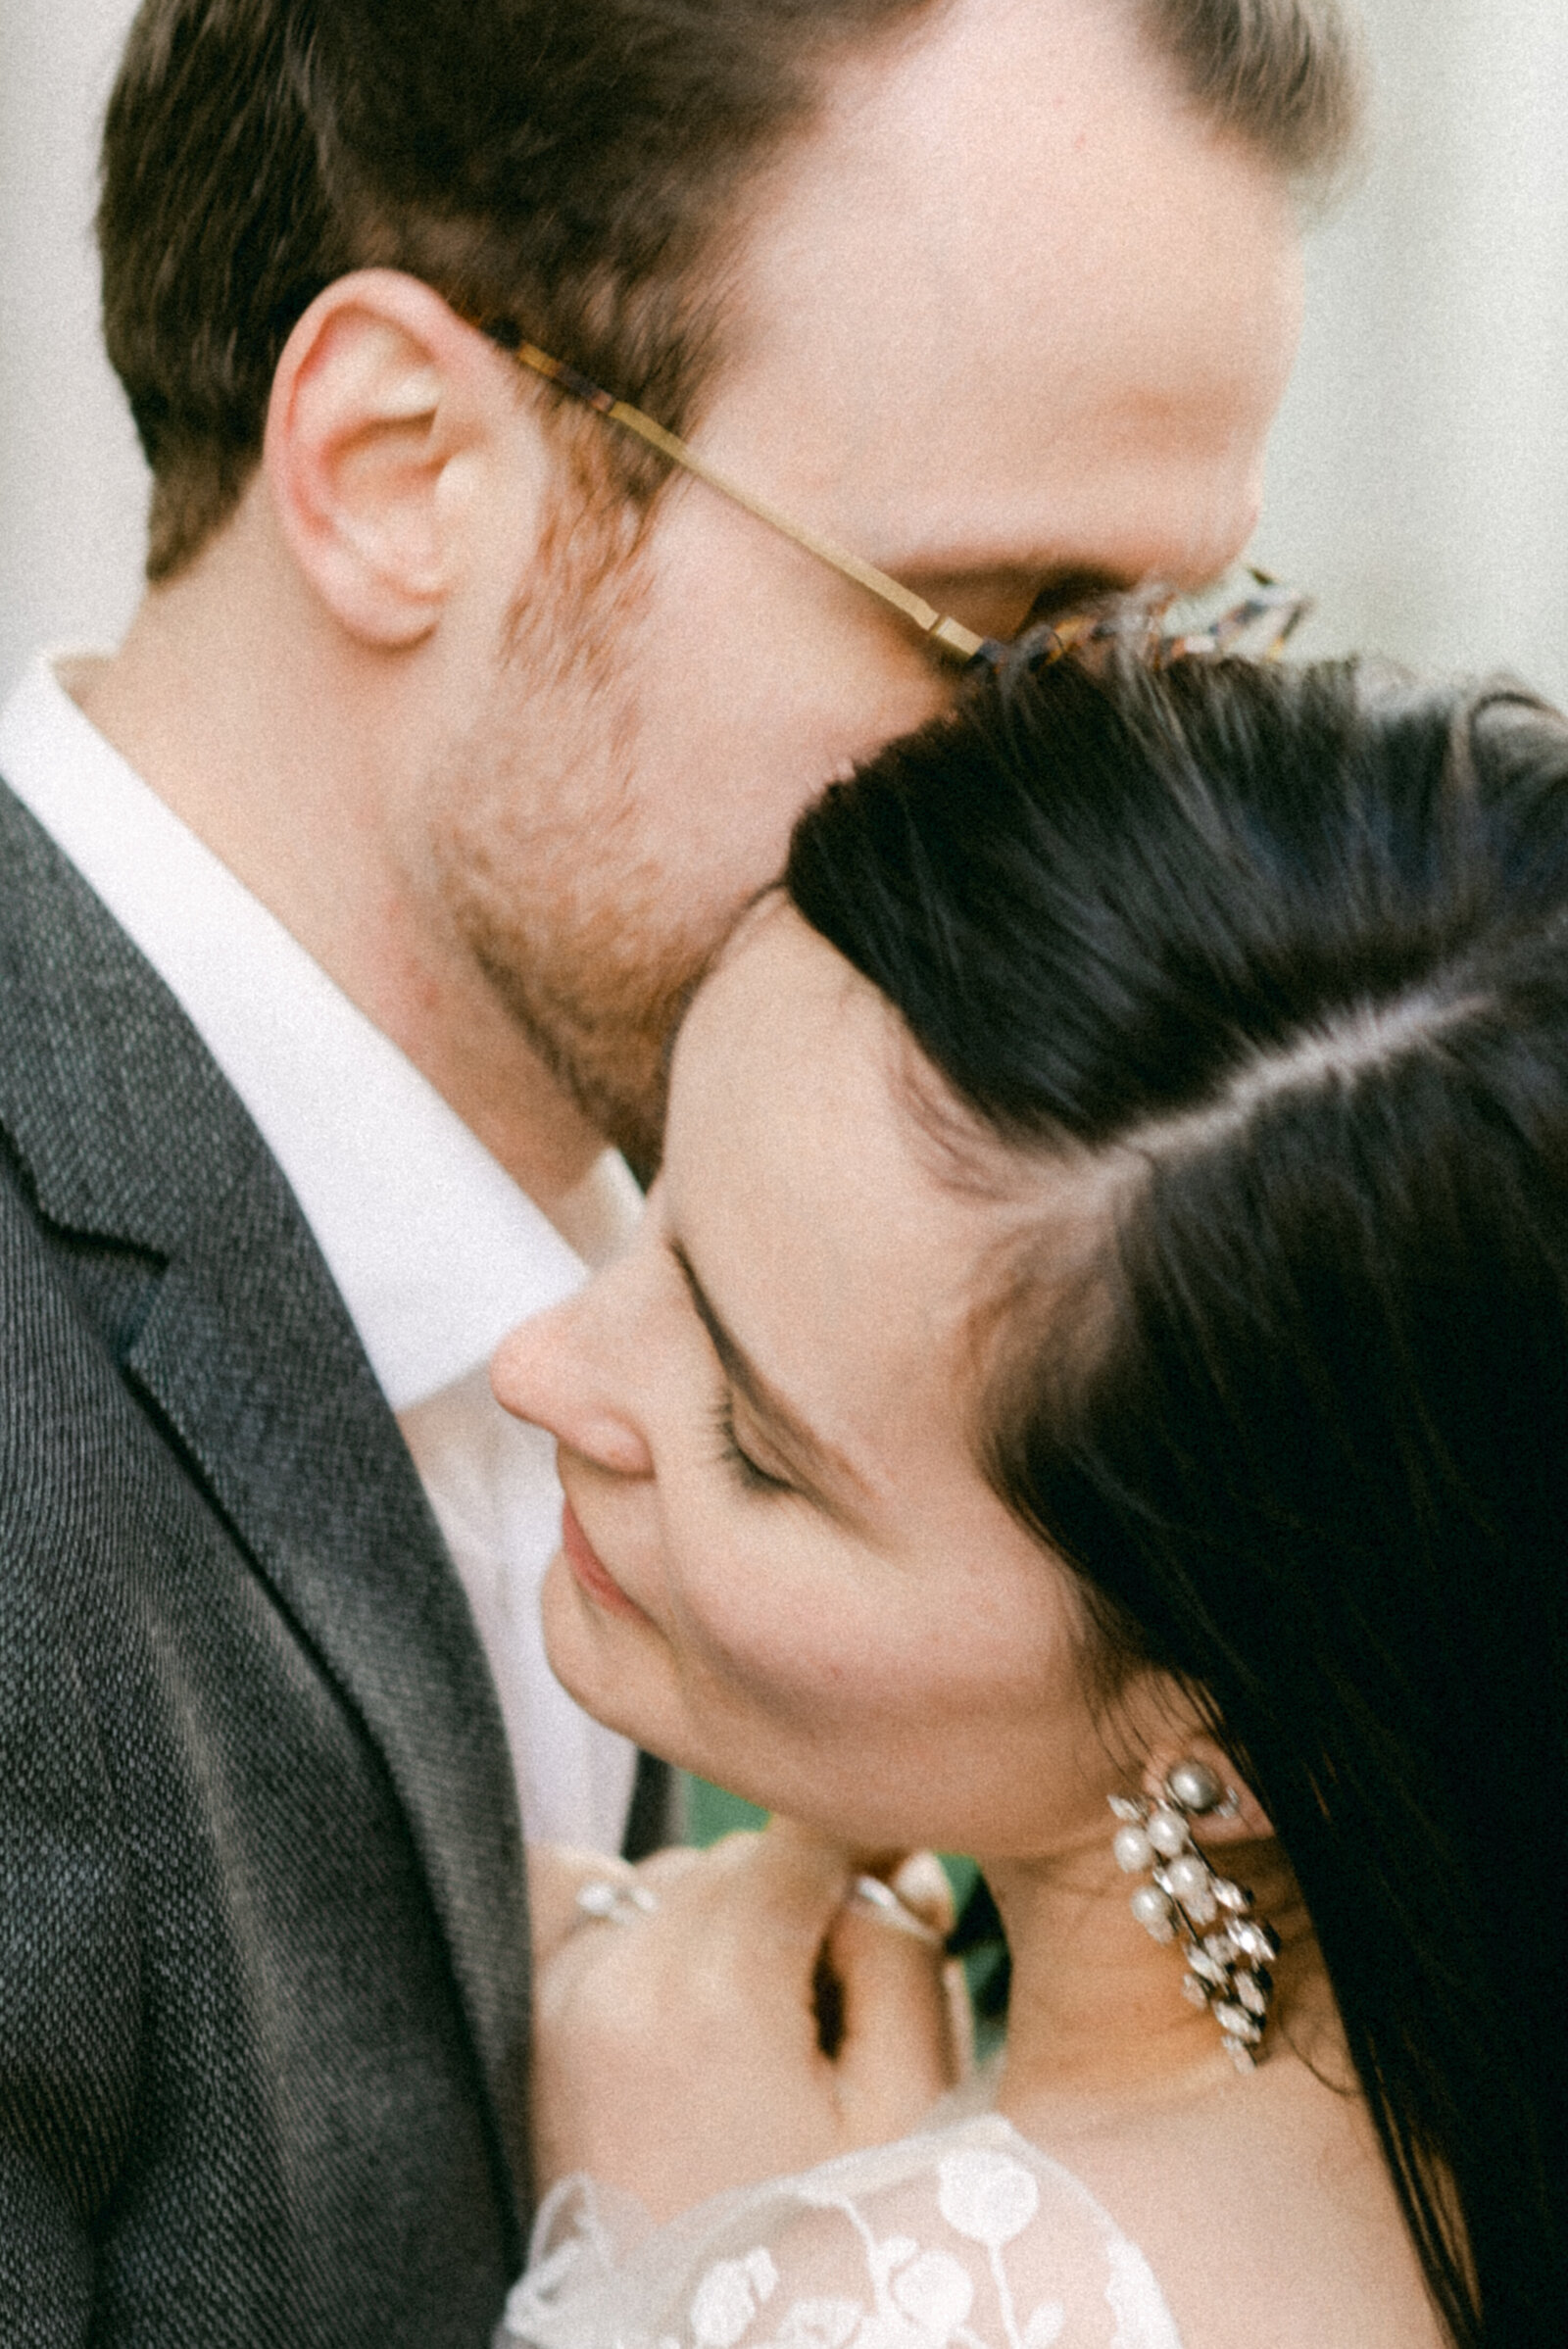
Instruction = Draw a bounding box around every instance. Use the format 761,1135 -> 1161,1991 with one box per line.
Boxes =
490,1283 -> 655,1478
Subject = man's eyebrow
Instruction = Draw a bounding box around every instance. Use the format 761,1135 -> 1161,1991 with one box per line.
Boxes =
668,1237 -> 864,1503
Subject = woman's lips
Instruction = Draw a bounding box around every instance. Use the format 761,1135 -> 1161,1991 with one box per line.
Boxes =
560,1498 -> 649,1622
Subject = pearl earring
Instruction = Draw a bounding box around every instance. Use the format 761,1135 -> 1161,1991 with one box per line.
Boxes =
1109,1758 -> 1280,2074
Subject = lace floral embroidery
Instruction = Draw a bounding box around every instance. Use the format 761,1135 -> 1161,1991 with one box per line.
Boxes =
744,2146 -> 1064,2349
501,2116 -> 1183,2349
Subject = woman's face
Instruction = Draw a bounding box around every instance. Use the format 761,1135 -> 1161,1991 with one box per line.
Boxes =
493,901 -> 1120,1859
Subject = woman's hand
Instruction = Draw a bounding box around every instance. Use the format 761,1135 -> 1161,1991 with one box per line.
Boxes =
527,1822 -> 968,2222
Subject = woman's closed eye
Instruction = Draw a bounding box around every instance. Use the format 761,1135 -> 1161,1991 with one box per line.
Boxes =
711,1395 -> 796,1496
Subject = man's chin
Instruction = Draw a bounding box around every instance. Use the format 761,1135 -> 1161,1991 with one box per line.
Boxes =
466,935 -> 702,1183
565,1060 -> 666,1188
547,959 -> 714,1182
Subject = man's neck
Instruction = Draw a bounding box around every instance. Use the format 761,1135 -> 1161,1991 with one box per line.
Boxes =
70,531 -> 610,1219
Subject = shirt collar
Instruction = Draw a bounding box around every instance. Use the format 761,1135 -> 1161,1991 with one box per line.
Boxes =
0,654 -> 640,1411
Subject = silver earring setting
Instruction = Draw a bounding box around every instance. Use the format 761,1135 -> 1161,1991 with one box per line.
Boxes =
1110,1758 -> 1280,2073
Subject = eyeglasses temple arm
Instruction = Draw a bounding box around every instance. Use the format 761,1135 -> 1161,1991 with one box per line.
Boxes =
507,338 -> 984,662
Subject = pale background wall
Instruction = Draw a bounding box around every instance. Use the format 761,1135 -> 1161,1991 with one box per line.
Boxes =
1253,1 -> 1568,701
3,1 -> 1567,704
0,0 -> 147,696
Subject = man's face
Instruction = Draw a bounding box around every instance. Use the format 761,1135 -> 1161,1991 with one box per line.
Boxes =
428,0 -> 1302,1171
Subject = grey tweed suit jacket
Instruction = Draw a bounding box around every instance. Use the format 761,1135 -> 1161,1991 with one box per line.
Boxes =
0,777 -> 532,2344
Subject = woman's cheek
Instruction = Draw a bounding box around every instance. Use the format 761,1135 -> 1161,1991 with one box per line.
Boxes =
672,1570 -> 883,1731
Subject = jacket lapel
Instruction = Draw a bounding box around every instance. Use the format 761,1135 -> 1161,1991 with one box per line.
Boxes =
0,780 -> 530,2224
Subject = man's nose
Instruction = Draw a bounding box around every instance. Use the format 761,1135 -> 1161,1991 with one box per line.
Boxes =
490,1287 -> 654,1478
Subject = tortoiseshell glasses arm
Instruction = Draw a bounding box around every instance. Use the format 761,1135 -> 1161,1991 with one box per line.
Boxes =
485,325 -> 1311,675
485,324 -> 993,663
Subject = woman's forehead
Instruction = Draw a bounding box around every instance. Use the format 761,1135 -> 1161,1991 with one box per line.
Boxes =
670,903 -> 912,1194
672,901 -> 1129,1431
666,907 -> 990,1448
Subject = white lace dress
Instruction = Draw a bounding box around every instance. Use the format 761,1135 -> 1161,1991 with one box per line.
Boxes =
499,2112 -> 1184,2349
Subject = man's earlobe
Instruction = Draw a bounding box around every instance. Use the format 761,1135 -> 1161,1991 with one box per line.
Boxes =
264,269 -> 512,648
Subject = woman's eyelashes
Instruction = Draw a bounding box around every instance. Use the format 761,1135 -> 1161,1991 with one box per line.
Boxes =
711,1395 -> 795,1496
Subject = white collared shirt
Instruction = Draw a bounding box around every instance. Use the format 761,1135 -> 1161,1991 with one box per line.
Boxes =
0,654 -> 640,1851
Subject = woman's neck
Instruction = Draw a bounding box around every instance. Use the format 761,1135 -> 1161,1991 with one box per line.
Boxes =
972,1842 -> 1442,2349
980,1831 -> 1343,2123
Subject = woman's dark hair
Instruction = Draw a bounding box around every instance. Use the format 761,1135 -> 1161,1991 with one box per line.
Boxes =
786,652 -> 1568,2349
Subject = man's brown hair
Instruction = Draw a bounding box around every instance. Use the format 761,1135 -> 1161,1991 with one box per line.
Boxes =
99,0 -> 1363,585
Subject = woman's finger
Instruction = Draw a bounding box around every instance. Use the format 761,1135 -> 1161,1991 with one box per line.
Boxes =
682,1818 -> 859,1988
526,1841 -> 647,1967
888,1850 -> 957,1939
821,1881 -> 962,2137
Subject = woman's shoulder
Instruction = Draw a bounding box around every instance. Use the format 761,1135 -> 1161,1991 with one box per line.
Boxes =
999,2050 -> 1444,2349
505,2111 -> 1184,2348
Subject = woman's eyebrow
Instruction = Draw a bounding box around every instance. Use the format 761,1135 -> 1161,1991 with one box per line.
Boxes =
667,1237 -> 865,1505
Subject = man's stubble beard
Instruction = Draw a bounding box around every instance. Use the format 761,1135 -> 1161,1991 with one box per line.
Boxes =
427,510 -> 718,1182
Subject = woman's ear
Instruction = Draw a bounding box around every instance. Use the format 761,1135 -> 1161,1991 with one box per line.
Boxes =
1141,1738 -> 1276,1845
263,269 -> 530,647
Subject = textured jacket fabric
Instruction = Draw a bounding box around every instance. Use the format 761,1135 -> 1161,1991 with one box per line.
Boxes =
0,779 -> 532,2344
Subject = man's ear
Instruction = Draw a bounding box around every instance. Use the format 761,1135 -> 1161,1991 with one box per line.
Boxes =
264,269 -> 530,647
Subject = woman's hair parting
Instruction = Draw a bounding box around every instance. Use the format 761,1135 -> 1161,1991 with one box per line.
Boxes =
787,651 -> 1568,2349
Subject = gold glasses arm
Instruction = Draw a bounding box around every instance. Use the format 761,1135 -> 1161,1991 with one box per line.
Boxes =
502,335 -> 986,663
